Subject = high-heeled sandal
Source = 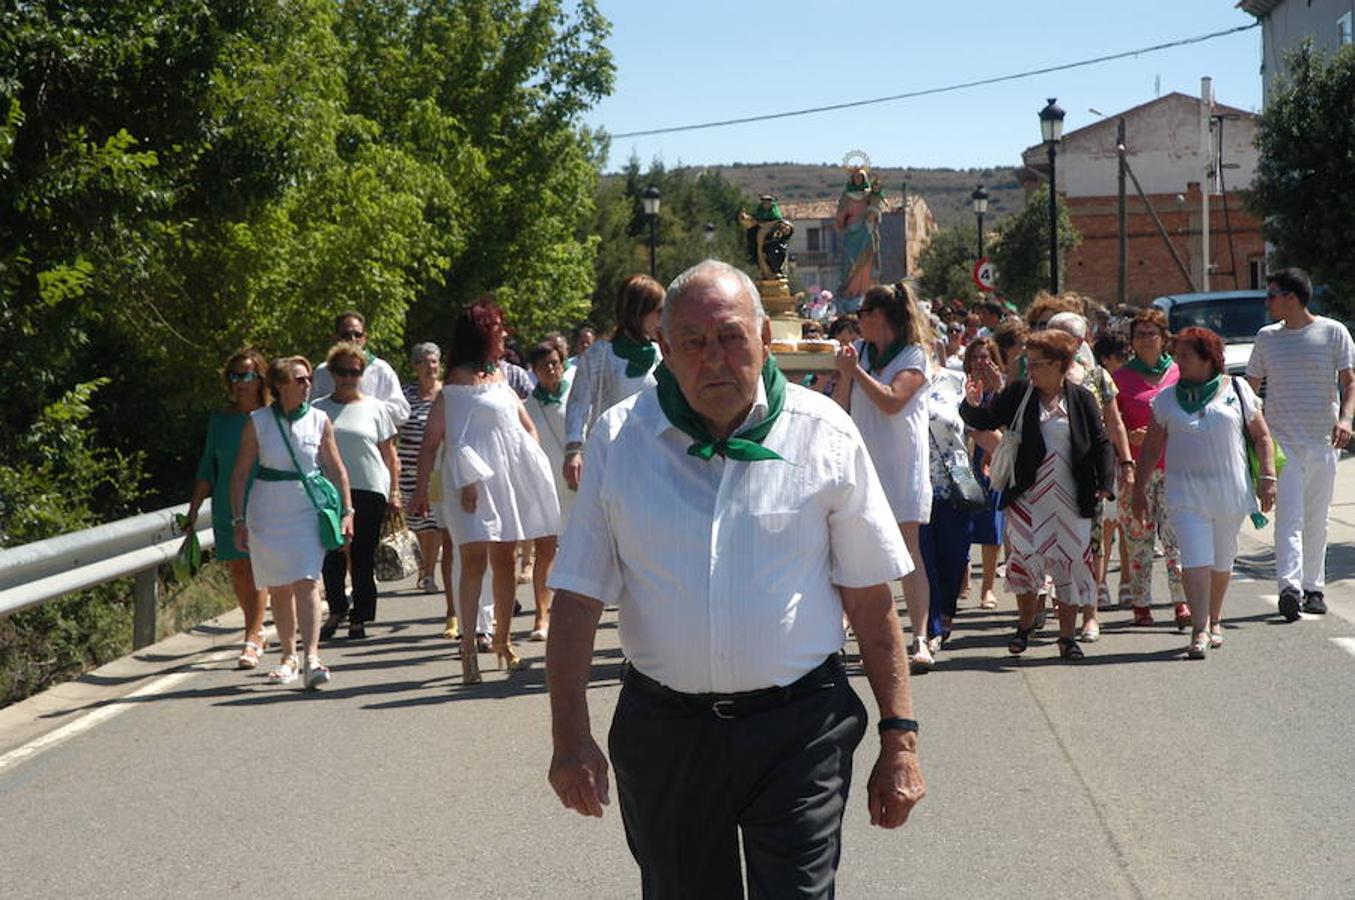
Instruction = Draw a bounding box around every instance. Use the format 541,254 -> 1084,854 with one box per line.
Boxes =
460,644 -> 482,685
268,654 -> 300,685
237,640 -> 262,670
494,641 -> 526,672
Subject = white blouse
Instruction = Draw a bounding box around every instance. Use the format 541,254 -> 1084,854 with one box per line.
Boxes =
1152,377 -> 1261,516
564,338 -> 661,445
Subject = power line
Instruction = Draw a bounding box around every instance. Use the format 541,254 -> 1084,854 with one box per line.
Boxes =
609,22 -> 1260,139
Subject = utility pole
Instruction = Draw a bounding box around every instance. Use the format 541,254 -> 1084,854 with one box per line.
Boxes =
900,180 -> 909,277
1200,76 -> 1213,292
1117,118 -> 1128,305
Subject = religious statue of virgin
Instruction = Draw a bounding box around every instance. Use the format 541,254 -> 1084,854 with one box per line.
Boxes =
834,150 -> 885,311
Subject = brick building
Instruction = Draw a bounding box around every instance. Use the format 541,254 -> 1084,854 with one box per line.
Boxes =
1019,92 -> 1266,308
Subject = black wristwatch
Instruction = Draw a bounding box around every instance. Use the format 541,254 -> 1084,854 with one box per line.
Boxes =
877,717 -> 919,735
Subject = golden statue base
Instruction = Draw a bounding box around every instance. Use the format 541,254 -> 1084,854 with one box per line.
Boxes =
756,276 -> 836,373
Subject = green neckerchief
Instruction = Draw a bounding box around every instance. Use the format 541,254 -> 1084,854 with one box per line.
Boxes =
1126,353 -> 1173,378
611,333 -> 658,378
532,378 -> 569,407
1175,374 -> 1222,415
276,401 -> 310,422
861,340 -> 907,374
364,349 -> 376,365
654,358 -> 787,462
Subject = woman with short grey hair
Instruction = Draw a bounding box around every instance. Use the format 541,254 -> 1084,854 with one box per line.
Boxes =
400,343 -> 456,623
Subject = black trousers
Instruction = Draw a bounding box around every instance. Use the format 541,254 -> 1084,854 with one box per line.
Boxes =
608,657 -> 867,900
322,488 -> 385,624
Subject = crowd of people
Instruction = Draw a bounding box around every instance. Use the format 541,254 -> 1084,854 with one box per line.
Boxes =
185,265 -> 1353,689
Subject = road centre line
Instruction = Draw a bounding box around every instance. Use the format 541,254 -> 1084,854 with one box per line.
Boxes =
1331,637 -> 1355,659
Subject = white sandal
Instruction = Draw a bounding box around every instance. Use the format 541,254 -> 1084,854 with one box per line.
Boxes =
268,654 -> 300,685
304,655 -> 331,690
237,641 -> 263,670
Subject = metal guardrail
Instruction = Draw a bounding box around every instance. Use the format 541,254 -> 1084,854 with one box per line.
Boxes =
0,502 -> 216,649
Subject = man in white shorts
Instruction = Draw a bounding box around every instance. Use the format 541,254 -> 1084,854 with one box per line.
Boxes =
1246,268 -> 1355,621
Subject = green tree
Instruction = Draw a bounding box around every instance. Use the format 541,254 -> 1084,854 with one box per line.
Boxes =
990,185 -> 1080,308
589,157 -> 753,331
1250,40 -> 1355,314
916,225 -> 982,304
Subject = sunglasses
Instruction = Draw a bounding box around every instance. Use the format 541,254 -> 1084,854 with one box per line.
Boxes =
227,371 -> 259,383
339,330 -> 365,340
332,366 -> 364,377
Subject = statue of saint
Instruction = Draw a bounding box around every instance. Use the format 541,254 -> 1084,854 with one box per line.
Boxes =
834,154 -> 885,308
737,194 -> 795,281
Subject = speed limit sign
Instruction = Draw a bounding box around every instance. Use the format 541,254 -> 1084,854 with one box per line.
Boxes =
972,257 -> 998,291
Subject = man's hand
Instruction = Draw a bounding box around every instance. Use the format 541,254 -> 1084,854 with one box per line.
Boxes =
549,734 -> 611,818
563,453 -> 583,491
866,745 -> 925,828
1332,419 -> 1352,450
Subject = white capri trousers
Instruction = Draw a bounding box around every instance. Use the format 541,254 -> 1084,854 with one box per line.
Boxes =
1169,508 -> 1246,572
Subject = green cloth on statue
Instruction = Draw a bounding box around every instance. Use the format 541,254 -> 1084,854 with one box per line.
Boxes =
655,358 -> 787,462
1126,353 -> 1173,378
1175,374 -> 1222,415
861,340 -> 907,374
611,334 -> 658,378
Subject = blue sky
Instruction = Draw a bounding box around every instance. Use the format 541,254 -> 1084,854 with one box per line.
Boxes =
584,1 -> 1264,172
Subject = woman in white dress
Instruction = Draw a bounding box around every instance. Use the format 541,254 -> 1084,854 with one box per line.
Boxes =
832,282 -> 935,673
562,274 -> 664,491
410,300 -> 560,684
525,341 -> 574,641
1133,326 -> 1277,659
230,356 -> 353,689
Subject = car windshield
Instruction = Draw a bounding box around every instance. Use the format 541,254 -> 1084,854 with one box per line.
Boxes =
1166,298 -> 1269,343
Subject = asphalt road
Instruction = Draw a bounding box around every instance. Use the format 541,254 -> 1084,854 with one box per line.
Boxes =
2,552 -> 1354,899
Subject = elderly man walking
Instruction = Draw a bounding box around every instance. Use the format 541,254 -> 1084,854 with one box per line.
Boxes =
546,260 -> 926,899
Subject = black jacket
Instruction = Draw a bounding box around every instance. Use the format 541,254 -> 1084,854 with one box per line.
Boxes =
958,379 -> 1115,518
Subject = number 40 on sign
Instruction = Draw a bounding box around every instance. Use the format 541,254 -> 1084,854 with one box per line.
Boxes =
972,257 -> 998,292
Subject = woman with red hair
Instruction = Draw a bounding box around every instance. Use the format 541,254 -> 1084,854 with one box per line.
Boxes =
1132,326 -> 1277,658
410,299 -> 560,683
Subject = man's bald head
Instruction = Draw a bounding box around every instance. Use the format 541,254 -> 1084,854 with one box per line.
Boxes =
662,260 -> 765,334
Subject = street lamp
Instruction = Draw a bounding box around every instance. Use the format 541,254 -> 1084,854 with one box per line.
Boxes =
1039,97 -> 1066,293
703,221 -> 716,244
971,184 -> 989,259
642,185 -> 661,278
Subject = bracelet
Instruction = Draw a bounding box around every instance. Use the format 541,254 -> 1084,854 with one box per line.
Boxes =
1259,475 -> 1278,483
342,507 -> 355,515
232,516 -> 246,526
877,717 -> 919,735
564,448 -> 583,459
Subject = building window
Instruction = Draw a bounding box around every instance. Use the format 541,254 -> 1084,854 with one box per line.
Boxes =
1340,12 -> 1353,46
1249,259 -> 1266,290
807,227 -> 821,252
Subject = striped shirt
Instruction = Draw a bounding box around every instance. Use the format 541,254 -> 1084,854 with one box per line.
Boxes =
1246,316 -> 1355,447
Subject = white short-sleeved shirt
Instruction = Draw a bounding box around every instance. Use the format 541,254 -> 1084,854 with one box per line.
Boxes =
314,396 -> 396,498
1152,377 -> 1260,517
850,340 -> 932,523
1246,316 -> 1355,447
548,381 -> 912,694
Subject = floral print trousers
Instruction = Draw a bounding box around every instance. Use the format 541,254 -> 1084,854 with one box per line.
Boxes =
1117,468 -> 1185,607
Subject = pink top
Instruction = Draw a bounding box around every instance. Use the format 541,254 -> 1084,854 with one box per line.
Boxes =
1113,361 -> 1179,468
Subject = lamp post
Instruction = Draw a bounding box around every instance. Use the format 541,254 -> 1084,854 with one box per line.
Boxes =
642,185 -> 661,278
1039,97 -> 1066,293
971,184 -> 989,259
703,221 -> 716,244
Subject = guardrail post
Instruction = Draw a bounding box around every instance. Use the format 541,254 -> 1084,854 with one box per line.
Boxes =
132,569 -> 160,650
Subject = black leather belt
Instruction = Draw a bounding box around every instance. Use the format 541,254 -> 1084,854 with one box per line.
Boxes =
622,655 -> 842,721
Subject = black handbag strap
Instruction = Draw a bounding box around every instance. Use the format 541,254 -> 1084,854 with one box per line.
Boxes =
272,406 -> 324,513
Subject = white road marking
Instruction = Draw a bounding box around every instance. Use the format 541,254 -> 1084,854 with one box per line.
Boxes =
0,648 -> 238,777
1332,637 -> 1355,659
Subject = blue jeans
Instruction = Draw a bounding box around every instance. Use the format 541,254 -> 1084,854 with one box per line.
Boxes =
920,495 -> 973,639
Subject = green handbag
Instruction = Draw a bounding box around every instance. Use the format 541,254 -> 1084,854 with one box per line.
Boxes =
273,407 -> 346,551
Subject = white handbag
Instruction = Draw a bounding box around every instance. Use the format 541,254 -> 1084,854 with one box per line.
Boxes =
987,384 -> 1034,492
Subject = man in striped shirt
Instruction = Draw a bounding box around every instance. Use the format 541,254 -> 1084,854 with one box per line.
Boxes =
1246,268 -> 1355,621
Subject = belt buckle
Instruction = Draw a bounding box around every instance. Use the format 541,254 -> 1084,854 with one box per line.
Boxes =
711,699 -> 737,720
